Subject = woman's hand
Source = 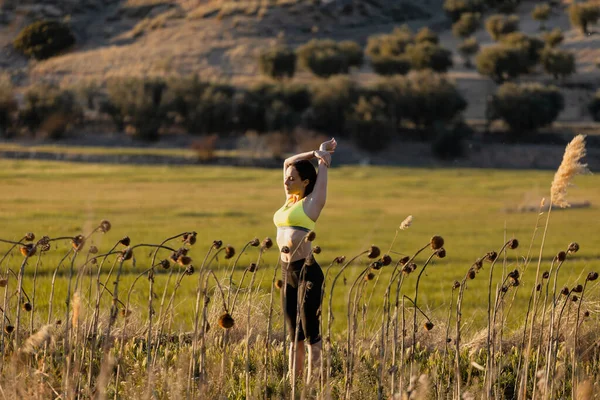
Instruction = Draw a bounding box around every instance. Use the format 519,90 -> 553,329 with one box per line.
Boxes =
319,137 -> 337,153
313,150 -> 331,167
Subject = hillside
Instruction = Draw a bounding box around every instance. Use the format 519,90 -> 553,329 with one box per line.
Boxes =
1,0 -> 600,125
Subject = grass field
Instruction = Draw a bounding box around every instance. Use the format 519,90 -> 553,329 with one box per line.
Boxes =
0,155 -> 598,398
0,158 -> 598,333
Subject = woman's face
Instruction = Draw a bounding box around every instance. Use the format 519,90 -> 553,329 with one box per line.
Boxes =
284,166 -> 308,197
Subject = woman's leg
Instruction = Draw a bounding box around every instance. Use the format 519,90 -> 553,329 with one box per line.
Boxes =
289,340 -> 305,378
300,264 -> 325,385
307,340 -> 322,385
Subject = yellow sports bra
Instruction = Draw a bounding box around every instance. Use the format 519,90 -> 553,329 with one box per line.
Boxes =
273,198 -> 316,232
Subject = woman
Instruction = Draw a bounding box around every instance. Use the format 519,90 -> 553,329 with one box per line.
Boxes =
273,137 -> 337,383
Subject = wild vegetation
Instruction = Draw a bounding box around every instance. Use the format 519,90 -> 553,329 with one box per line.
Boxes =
0,136 -> 597,399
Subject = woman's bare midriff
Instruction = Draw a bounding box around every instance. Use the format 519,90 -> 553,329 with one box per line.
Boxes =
276,227 -> 312,263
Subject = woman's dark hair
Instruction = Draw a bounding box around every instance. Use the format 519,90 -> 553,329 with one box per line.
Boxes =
293,160 -> 317,197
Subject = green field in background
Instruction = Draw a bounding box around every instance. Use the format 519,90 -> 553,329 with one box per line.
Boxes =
0,159 -> 598,338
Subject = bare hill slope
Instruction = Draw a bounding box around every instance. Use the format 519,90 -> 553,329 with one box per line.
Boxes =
1,0 -> 599,124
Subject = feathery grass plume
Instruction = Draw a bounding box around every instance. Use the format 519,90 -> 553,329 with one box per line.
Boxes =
551,134 -> 591,208
400,215 -> 413,230
21,323 -> 54,354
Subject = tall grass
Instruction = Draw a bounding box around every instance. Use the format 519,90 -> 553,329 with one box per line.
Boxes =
0,136 -> 597,398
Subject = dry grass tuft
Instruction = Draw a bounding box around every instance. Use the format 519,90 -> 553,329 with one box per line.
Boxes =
550,134 -> 591,208
21,324 -> 54,354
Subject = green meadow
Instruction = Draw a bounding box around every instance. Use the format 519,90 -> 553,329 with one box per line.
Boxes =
0,158 -> 598,338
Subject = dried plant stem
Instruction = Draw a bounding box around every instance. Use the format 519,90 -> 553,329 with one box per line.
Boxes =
572,278 -> 591,399
146,232 -> 190,370
264,260 -> 281,393
319,258 -> 339,397
225,241 -> 255,307
29,252 -> 43,341
244,249 -> 266,400
326,251 -> 368,386
189,246 -> 223,396
411,249 -> 439,369
485,240 -> 514,398
520,217 -> 553,397
544,252 -> 568,396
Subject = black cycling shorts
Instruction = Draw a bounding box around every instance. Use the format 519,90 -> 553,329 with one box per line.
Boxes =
281,258 -> 324,345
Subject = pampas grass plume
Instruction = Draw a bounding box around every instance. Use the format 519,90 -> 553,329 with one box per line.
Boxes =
551,134 -> 591,208
22,324 -> 54,354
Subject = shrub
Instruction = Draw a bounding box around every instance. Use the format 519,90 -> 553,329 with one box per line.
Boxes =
302,76 -> 358,135
370,55 -> 412,76
542,28 -> 564,48
431,120 -> 473,159
404,42 -> 453,72
476,45 -> 528,82
485,14 -> 520,41
13,20 -> 75,60
499,32 -> 545,70
102,77 -> 168,141
540,48 -> 576,80
366,29 -> 413,58
338,41 -> 364,68
486,82 -> 564,134
496,0 -> 519,14
443,0 -> 484,22
0,74 -> 17,137
532,3 -> 551,30
452,12 -> 481,39
589,89 -> 600,121
415,27 -> 439,44
346,95 -> 393,153
258,46 -> 296,79
19,83 -> 81,139
235,81 -> 311,132
296,39 -> 362,78
458,37 -> 480,67
374,70 -> 467,134
569,2 -> 600,35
